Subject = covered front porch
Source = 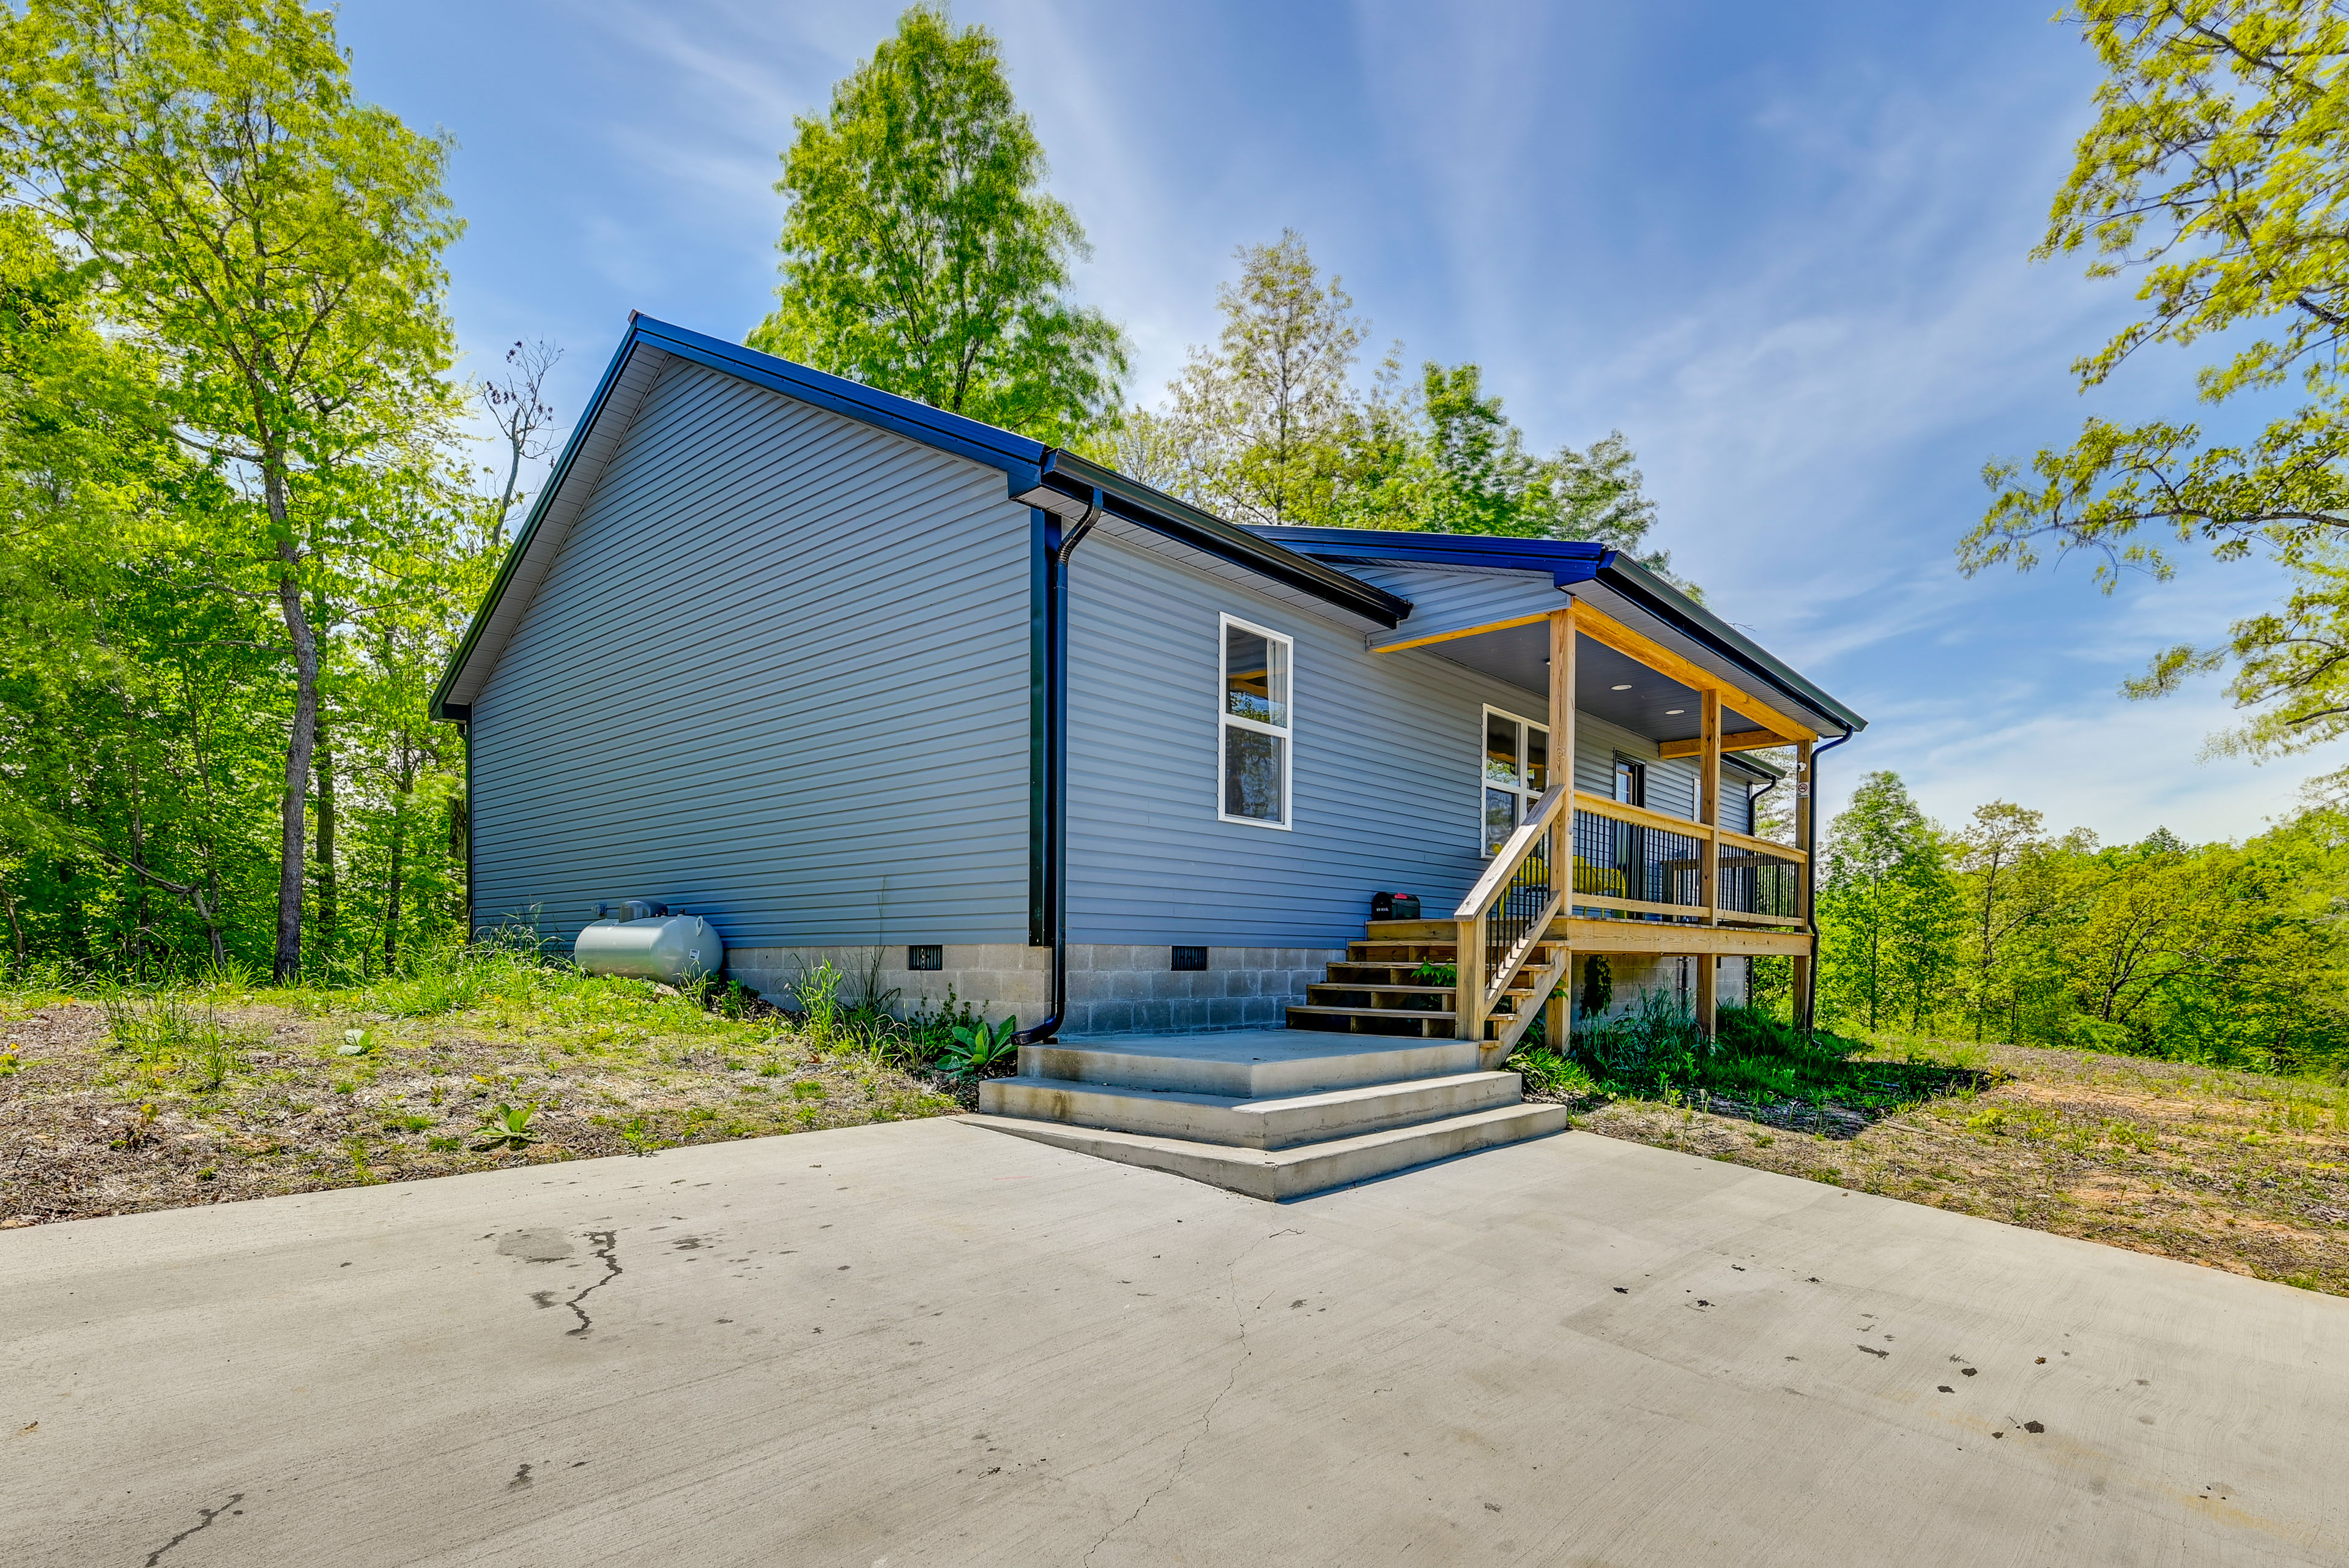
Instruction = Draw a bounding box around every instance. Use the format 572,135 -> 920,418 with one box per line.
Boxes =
1327,589 -> 1829,1057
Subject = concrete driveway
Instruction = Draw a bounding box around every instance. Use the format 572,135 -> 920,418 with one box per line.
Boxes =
6,1118 -> 2343,1567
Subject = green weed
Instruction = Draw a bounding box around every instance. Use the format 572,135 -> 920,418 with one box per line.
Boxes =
941,1015 -> 1020,1079
472,1102 -> 541,1152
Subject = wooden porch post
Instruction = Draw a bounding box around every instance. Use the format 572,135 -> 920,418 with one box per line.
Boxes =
1792,737 -> 1816,1033
1547,601 -> 1577,1052
1696,688 -> 1721,1038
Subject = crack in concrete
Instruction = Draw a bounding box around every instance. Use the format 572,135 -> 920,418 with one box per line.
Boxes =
143,1492 -> 242,1566
1083,1230 -> 1291,1566
563,1231 -> 622,1337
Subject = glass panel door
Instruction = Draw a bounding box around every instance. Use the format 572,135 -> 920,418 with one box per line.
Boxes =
1481,707 -> 1551,855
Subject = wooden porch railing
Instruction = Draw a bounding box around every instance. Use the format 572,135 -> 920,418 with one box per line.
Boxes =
1452,780 -> 1572,1047
1566,792 -> 1806,929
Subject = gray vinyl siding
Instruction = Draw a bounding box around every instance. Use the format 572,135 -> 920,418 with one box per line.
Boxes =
1572,713 -> 1753,833
467,357 -> 1031,951
1066,533 -> 1551,947
1337,561 -> 1564,636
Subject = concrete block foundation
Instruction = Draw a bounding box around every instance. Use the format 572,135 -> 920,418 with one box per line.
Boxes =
724,942 -> 1346,1035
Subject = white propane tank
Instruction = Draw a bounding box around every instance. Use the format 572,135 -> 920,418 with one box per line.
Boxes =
574,912 -> 722,986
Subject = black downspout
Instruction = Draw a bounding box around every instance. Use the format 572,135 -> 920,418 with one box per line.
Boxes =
1800,724 -> 1855,1039
461,719 -> 475,944
1014,488 -> 1102,1047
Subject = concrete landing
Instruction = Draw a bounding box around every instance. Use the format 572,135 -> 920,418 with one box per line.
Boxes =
1030,1028 -> 1478,1096
7,1120 -> 2343,1566
967,1101 -> 1572,1200
984,1028 -> 1556,1197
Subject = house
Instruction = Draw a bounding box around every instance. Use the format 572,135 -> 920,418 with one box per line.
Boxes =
431,316 -> 1866,1197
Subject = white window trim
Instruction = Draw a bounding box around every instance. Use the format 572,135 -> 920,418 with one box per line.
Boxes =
1217,612 -> 1294,831
1479,704 -> 1551,857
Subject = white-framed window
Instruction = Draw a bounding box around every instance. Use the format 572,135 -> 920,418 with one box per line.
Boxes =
1482,705 -> 1552,855
1219,614 -> 1293,830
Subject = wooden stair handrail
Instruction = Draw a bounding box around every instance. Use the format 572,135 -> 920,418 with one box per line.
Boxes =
1452,781 -> 1573,920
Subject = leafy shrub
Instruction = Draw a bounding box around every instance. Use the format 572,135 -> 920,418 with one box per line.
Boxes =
1505,1046 -> 1596,1098
1579,954 -> 1613,1020
1576,989 -> 1701,1082
941,1016 -> 1020,1079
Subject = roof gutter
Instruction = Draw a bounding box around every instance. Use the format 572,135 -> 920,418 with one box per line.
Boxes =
1028,453 -> 1411,630
1594,554 -> 1866,737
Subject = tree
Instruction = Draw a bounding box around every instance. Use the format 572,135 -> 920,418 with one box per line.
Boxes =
1,0 -> 462,979
1105,231 -> 1691,584
1163,229 -> 1367,526
1817,771 -> 1962,1032
1961,2 -> 2349,768
481,338 -> 560,552
1954,801 -> 2049,1039
748,4 -> 1126,444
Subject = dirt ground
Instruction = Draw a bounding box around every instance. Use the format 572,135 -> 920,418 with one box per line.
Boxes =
9,994 -> 2347,1302
1577,1039 -> 2349,1297
0,995 -> 965,1225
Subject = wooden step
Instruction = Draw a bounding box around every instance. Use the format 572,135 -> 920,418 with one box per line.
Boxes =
1305,983 -> 1538,1008
1348,942 -> 1457,963
1326,962 -> 1441,983
1286,1004 -> 1463,1039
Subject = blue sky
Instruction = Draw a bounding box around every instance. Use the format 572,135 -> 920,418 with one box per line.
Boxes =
338,0 -> 2325,842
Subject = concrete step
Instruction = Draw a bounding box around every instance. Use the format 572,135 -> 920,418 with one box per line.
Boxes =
978,1069 -> 1524,1150
964,1102 -> 1573,1202
1023,1030 -> 1482,1098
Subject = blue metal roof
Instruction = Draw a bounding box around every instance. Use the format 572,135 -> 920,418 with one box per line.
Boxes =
1255,524 -> 1867,736
431,316 -> 1412,719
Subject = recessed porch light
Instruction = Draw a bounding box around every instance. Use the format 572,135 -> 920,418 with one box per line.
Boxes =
1664,708 -> 1686,715
1610,683 -> 1632,691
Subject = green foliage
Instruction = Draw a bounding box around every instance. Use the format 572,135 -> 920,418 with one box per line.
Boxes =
1089,231 -> 1690,587
792,959 -> 847,1047
1811,771 -> 2349,1079
471,1101 -> 539,1152
1503,1045 -> 1596,1098
0,0 -> 488,986
1817,771 -> 1962,1033
1962,3 -> 2349,768
940,1014 -> 1019,1079
748,4 -> 1126,443
1412,960 -> 1458,986
1579,954 -> 1614,1020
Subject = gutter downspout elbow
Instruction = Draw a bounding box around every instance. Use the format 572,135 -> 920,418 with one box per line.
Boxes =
1013,486 -> 1102,1049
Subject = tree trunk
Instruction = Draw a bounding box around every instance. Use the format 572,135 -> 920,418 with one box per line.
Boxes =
382,772 -> 409,972
125,785 -> 152,980
269,463 -> 320,984
313,712 -> 338,968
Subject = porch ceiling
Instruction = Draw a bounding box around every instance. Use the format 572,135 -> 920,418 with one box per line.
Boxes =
1425,628 -> 1769,743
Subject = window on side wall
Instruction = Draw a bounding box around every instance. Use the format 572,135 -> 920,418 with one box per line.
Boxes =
1482,705 -> 1551,855
1219,615 -> 1292,829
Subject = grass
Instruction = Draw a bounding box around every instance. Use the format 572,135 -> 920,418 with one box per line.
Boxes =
1562,1009 -> 2349,1298
0,946 -> 984,1226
